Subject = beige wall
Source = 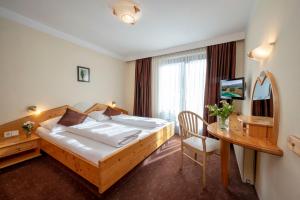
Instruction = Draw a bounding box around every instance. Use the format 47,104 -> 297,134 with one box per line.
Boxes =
243,0 -> 300,199
124,61 -> 135,114
233,40 -> 245,113
0,17 -> 127,124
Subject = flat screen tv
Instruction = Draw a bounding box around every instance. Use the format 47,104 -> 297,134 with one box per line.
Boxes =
220,78 -> 245,100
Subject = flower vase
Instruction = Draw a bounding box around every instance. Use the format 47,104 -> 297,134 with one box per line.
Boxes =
217,116 -> 229,130
25,131 -> 31,138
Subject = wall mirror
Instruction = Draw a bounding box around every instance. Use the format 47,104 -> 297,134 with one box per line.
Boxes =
251,71 -> 279,144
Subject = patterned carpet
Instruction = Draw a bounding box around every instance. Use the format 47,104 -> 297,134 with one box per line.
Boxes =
0,136 -> 258,200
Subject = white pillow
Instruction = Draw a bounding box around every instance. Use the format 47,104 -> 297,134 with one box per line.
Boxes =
88,111 -> 110,121
40,116 -> 61,130
73,102 -> 94,112
40,116 -> 95,130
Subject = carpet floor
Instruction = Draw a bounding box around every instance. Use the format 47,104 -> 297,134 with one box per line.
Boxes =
0,136 -> 258,200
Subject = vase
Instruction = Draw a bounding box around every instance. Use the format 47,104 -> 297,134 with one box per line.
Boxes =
25,131 -> 31,138
217,116 -> 229,130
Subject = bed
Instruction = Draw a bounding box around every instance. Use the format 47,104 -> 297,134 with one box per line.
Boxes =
30,103 -> 174,193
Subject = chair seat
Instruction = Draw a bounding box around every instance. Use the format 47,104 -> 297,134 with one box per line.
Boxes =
183,136 -> 219,153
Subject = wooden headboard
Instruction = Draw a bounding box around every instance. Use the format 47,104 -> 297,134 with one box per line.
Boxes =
0,105 -> 70,139
84,103 -> 128,115
0,103 -> 128,139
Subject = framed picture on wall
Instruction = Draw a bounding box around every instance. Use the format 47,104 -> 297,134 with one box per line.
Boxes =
77,66 -> 90,82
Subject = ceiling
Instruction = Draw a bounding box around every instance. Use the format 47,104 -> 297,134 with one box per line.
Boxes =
0,0 -> 254,60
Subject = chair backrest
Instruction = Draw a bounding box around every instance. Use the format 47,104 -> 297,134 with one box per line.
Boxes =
178,111 -> 209,139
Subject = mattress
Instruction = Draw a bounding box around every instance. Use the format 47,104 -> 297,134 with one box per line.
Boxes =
37,120 -> 171,165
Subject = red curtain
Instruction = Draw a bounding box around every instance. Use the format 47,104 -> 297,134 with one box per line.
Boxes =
133,57 -> 152,117
203,42 -> 236,136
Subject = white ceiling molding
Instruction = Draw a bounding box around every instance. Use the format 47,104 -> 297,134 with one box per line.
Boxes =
0,6 -> 124,60
125,32 -> 245,61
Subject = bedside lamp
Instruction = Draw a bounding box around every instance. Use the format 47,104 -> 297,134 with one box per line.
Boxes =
27,106 -> 41,115
112,101 -> 116,108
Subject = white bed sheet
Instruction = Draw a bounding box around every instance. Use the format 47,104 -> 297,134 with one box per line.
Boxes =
36,120 -> 172,165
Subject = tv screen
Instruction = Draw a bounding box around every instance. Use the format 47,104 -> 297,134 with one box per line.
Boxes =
220,78 -> 245,100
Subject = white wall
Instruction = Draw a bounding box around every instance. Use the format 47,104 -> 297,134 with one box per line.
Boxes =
0,17 -> 127,124
243,0 -> 300,199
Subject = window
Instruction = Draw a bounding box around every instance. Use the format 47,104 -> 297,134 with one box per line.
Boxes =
152,48 -> 207,131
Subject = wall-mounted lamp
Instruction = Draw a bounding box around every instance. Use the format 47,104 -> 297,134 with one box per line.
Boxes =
27,106 -> 41,115
248,42 -> 275,61
111,101 -> 116,108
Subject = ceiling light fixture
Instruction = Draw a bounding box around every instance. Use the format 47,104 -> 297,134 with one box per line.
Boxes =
112,0 -> 141,25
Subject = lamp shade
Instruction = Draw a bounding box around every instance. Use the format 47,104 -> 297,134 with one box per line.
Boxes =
112,0 -> 141,25
248,43 -> 274,61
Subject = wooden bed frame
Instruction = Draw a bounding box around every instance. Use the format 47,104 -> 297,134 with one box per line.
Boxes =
0,103 -> 175,193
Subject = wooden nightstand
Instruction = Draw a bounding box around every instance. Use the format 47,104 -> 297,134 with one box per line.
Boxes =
0,134 -> 41,169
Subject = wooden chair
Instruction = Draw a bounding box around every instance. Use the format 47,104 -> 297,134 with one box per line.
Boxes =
178,111 -> 219,188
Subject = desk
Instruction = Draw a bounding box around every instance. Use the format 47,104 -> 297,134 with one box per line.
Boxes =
207,118 -> 283,187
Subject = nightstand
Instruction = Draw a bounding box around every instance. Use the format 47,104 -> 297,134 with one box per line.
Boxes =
0,134 -> 41,169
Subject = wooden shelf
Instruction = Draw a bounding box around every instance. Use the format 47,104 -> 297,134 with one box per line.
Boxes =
0,134 -> 41,169
237,115 -> 278,145
237,115 -> 274,127
0,134 -> 40,149
0,149 -> 41,169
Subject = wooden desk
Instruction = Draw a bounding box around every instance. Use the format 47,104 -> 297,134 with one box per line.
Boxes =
207,118 -> 283,187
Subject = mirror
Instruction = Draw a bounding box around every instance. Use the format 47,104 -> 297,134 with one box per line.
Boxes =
251,71 -> 279,142
252,71 -> 273,117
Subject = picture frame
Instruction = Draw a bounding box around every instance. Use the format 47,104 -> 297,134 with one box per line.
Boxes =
77,66 -> 90,82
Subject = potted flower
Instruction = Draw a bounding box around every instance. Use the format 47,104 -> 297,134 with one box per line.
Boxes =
206,100 -> 234,130
22,121 -> 35,137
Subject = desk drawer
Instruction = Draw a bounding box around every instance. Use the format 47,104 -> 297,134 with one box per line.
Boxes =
0,141 -> 38,158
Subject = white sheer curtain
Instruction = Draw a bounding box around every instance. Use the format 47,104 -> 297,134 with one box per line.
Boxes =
152,48 -> 207,131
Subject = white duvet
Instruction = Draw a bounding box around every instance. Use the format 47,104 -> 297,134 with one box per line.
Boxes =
62,120 -> 141,148
111,114 -> 168,128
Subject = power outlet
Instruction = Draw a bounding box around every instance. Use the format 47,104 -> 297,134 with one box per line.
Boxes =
4,131 -> 12,138
3,130 -> 19,138
11,130 -> 19,137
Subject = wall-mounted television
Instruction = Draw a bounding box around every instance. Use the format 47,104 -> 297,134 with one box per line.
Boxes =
220,77 -> 245,100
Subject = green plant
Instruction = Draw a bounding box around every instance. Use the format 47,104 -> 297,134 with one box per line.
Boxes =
206,100 -> 234,120
22,121 -> 35,133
